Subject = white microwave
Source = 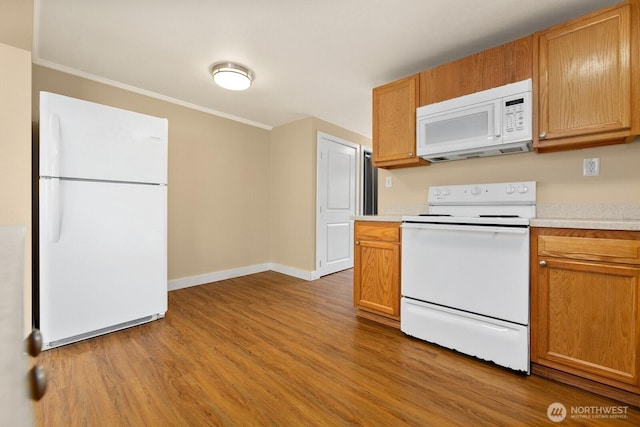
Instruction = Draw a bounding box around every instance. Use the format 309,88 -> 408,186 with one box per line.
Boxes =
417,79 -> 532,162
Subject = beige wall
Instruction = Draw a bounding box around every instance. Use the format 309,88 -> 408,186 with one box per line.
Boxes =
32,66 -> 272,281
1,0 -> 32,335
270,118 -> 316,271
378,139 -> 640,214
29,68 -> 374,281
0,0 -> 33,51
0,43 -> 32,334
8,0 -> 373,286
270,117 -> 370,273
311,117 -> 372,149
31,69 -> 371,284
0,0 -> 33,335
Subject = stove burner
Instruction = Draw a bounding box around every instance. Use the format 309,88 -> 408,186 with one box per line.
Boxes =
419,214 -> 452,217
478,215 -> 520,218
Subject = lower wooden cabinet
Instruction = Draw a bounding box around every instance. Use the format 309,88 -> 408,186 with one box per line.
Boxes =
353,221 -> 401,328
531,227 -> 640,404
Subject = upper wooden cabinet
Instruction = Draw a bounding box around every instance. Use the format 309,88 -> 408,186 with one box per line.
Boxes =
371,37 -> 531,169
534,0 -> 640,152
420,36 -> 533,105
371,0 -> 640,167
372,74 -> 429,169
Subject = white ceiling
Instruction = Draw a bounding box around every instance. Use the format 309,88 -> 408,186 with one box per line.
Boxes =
33,0 -> 620,138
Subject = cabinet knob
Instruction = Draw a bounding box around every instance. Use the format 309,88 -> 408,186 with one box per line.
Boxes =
539,132 -> 547,140
29,364 -> 48,401
355,241 -> 360,245
539,260 -> 547,267
26,329 -> 43,357
408,152 -> 414,157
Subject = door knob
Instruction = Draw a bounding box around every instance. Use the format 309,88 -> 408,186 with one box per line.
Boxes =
29,364 -> 48,401
26,329 -> 43,357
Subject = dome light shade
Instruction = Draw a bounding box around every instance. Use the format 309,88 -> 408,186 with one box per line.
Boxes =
211,62 -> 253,91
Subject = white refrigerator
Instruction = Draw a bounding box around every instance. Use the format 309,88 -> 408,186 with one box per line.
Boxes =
38,92 -> 168,350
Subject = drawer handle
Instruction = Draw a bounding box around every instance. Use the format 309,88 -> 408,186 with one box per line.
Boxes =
539,260 -> 547,267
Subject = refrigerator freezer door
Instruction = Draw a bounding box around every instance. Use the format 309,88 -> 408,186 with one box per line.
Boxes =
39,179 -> 167,346
39,92 -> 168,184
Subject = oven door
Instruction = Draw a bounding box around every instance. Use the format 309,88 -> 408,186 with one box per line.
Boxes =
401,222 -> 529,325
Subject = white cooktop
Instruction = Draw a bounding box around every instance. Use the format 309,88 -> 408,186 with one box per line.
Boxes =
402,181 -> 536,225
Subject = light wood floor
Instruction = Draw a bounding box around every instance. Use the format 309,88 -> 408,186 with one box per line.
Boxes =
36,270 -> 640,426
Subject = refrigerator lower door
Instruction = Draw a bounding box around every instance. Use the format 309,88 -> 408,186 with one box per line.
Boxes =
39,179 -> 167,348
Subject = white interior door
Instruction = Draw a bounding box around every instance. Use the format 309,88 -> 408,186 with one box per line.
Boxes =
316,132 -> 358,277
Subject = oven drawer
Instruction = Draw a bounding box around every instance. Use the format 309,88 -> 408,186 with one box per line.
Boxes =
401,297 -> 530,373
538,235 -> 640,265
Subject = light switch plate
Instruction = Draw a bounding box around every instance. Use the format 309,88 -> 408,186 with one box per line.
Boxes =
385,176 -> 393,188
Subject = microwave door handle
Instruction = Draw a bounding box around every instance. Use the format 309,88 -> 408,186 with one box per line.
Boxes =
494,101 -> 501,138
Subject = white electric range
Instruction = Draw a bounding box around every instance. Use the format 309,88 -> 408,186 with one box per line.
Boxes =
401,181 -> 536,373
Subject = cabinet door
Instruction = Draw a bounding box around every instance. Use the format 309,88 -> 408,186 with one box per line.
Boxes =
372,74 -> 427,169
534,257 -> 640,389
354,239 -> 400,317
535,3 -> 637,151
420,36 -> 532,105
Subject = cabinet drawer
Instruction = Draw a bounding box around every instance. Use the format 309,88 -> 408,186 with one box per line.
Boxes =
355,222 -> 400,243
538,235 -> 640,265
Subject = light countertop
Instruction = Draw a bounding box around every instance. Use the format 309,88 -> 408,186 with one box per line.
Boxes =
532,204 -> 640,231
353,215 -> 404,222
354,204 -> 640,231
530,218 -> 640,231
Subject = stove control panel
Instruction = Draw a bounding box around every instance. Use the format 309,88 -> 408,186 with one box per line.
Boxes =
429,181 -> 536,205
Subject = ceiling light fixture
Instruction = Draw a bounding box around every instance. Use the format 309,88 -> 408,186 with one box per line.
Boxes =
210,62 -> 254,91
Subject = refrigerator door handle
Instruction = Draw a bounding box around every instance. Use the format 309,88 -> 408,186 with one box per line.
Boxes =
48,113 -> 61,177
45,178 -> 62,243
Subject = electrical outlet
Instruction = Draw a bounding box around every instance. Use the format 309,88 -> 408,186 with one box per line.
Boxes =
583,158 -> 600,176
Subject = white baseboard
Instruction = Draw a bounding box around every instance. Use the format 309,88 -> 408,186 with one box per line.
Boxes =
168,264 -> 270,291
168,263 -> 316,291
270,264 -> 316,281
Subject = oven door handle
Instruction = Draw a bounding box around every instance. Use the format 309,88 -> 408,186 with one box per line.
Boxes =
402,222 -> 528,235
